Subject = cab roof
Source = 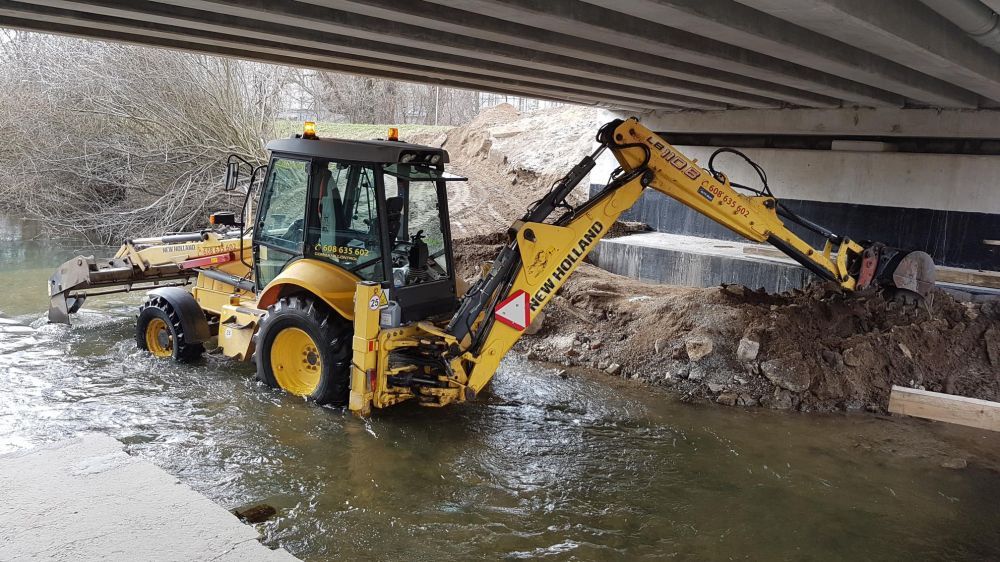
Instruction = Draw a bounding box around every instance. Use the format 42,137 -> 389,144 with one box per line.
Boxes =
265,136 -> 449,164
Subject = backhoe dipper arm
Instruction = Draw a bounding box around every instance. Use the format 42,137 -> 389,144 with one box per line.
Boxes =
606,119 -> 864,284
440,117 -> 932,404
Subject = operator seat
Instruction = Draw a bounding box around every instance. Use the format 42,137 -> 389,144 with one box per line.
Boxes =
315,168 -> 345,246
385,196 -> 404,244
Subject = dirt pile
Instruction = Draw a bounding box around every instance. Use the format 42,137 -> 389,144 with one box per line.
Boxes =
411,103 -> 614,237
512,264 -> 1000,413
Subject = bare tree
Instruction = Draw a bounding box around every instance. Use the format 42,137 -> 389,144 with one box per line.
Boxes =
290,70 -> 484,126
0,33 -> 289,243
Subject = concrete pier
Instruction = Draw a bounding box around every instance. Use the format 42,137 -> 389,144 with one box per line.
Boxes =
0,435 -> 297,562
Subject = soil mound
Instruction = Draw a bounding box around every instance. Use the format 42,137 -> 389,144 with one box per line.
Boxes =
411,104 -> 614,238
515,264 -> 1000,413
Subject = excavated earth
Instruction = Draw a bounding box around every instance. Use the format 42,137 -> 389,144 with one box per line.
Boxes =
428,104 -> 1000,413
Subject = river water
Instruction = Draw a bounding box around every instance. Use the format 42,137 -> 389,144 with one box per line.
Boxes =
1,214 -> 999,561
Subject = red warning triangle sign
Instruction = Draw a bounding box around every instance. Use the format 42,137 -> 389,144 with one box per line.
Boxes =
494,289 -> 530,331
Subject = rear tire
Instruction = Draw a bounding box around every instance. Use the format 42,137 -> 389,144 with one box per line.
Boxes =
254,295 -> 351,405
136,296 -> 204,362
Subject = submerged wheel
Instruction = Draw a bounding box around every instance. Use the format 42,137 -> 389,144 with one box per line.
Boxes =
136,296 -> 204,362
254,295 -> 351,405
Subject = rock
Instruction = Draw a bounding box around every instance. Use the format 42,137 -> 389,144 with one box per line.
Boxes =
589,341 -> 603,351
769,388 -> 795,410
716,392 -> 738,406
526,351 -> 541,361
687,365 -> 705,381
733,375 -> 747,385
707,382 -> 725,393
654,338 -> 667,355
676,364 -> 691,380
737,393 -> 759,407
523,311 -> 545,335
985,327 -> 1000,367
941,458 -> 968,470
566,348 -> 580,358
736,337 -> 760,363
723,284 -> 745,297
843,343 -> 875,368
761,358 -> 812,392
605,363 -> 622,376
821,349 -> 844,369
231,503 -> 277,524
685,336 -> 714,362
843,348 -> 862,367
898,342 -> 913,360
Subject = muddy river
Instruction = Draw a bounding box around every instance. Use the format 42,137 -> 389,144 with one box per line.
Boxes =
2,214 -> 999,561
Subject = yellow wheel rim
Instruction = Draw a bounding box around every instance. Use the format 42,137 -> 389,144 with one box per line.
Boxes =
270,327 -> 322,396
145,317 -> 173,358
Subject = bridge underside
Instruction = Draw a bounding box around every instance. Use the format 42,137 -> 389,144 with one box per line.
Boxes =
2,0 -> 1000,113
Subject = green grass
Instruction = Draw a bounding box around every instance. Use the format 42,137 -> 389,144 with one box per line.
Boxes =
273,120 -> 452,141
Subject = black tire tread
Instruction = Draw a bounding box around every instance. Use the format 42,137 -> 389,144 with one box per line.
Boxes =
254,295 -> 351,405
136,295 -> 204,362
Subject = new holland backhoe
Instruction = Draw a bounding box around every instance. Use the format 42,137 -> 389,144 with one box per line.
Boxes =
48,118 -> 936,415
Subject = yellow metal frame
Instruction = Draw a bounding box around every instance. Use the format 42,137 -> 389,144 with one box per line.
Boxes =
610,119 -> 863,286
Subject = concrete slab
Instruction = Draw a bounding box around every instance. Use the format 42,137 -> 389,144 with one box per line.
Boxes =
590,232 -> 815,293
0,435 -> 297,562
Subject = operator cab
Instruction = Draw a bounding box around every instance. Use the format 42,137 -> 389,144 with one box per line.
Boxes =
253,128 -> 466,322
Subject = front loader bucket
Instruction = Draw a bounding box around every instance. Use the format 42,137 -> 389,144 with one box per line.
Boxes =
47,255 -> 193,324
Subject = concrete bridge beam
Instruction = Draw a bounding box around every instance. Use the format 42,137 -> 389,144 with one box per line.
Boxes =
737,0 -> 1000,105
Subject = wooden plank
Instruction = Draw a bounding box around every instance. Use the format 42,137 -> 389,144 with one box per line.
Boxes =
935,266 -> 1000,289
888,385 -> 1000,432
741,246 -> 1000,289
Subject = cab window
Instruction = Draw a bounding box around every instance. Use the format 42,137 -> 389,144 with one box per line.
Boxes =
255,158 -> 308,287
383,170 -> 451,287
306,162 -> 384,282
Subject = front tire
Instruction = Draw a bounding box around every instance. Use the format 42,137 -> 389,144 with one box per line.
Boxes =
136,296 -> 204,362
254,295 -> 351,405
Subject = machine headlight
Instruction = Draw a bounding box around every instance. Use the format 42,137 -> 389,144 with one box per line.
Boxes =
400,153 -> 416,163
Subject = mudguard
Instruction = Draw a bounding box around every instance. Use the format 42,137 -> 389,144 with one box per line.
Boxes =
146,287 -> 211,344
256,259 -> 359,321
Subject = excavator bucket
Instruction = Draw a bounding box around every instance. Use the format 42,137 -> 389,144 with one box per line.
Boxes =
857,245 -> 936,300
887,250 -> 937,298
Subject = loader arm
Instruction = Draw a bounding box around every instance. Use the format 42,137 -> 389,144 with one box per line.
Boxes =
433,117 -> 935,406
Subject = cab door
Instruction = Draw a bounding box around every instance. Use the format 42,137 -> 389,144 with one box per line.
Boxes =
253,156 -> 310,289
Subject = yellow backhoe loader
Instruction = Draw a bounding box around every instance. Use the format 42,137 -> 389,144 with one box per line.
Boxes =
49,119 -> 936,415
